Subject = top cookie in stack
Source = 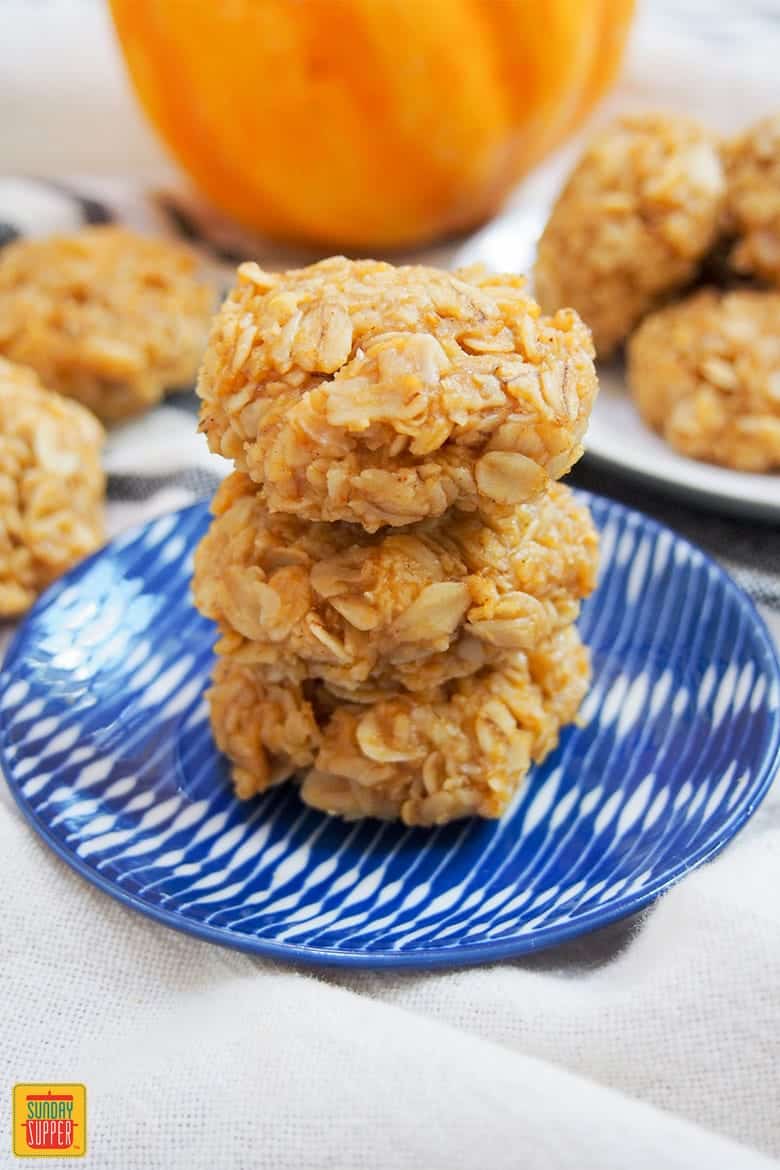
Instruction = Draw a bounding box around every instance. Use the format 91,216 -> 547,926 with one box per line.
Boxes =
193,258 -> 599,827
198,258 -> 596,528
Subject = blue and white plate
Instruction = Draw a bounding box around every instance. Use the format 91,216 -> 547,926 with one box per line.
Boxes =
1,495 -> 778,968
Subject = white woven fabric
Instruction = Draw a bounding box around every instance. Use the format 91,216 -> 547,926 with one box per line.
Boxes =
1,2 -> 780,1167
1,625 -> 779,1168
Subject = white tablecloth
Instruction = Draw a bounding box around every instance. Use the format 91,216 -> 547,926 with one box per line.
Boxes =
1,3 -> 779,1167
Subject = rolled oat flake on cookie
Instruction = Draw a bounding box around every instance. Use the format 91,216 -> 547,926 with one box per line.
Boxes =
197,256 -> 597,530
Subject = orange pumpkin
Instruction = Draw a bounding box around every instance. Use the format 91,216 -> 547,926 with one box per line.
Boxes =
110,0 -> 634,250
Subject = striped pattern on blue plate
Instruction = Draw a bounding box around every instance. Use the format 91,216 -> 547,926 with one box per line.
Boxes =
1,493 -> 778,968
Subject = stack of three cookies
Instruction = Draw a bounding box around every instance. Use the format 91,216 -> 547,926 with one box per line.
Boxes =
193,258 -> 599,827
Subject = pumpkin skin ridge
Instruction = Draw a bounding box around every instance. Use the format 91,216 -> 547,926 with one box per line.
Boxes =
113,5 -> 516,250
110,4 -> 312,238
116,0 -> 506,246
468,0 -> 596,172
109,0 -> 635,250
305,0 -> 516,239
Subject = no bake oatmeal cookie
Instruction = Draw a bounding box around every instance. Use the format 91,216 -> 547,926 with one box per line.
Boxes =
193,471 -> 597,696
534,113 -> 725,357
723,114 -> 780,286
197,257 -> 597,530
627,288 -> 780,471
0,357 -> 105,616
0,226 -> 214,422
194,256 -> 599,826
208,625 -> 591,827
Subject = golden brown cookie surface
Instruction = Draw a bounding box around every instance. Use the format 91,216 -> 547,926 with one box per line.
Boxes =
534,113 -> 725,358
198,257 -> 597,531
0,227 -> 215,422
193,471 -> 598,696
724,114 -> 780,285
208,625 -> 591,827
628,288 -> 780,471
0,357 -> 105,616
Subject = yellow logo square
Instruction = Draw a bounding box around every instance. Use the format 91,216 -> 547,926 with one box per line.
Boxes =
12,1085 -> 86,1158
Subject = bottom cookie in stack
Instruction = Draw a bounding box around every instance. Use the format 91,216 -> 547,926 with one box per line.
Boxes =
207,624 -> 590,827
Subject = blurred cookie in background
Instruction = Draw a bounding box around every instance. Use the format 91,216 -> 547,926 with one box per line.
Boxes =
0,226 -> 215,423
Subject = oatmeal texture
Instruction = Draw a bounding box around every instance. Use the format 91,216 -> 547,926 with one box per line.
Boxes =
197,257 -> 597,531
724,114 -> 780,285
0,226 -> 215,422
208,625 -> 590,827
0,357 -> 105,616
534,113 -> 725,358
193,471 -> 598,695
628,289 -> 780,471
194,255 -> 599,824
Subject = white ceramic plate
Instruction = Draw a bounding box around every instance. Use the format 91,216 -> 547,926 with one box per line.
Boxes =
456,204 -> 780,523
